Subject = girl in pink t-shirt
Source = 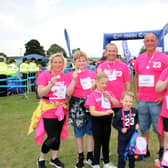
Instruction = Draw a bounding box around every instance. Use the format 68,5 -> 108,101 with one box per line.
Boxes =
156,67 -> 168,167
85,72 -> 119,168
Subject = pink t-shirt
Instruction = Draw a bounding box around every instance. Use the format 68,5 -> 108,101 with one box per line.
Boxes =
135,51 -> 168,101
85,90 -> 113,111
97,60 -> 131,101
159,67 -> 168,118
36,70 -> 69,118
67,69 -> 96,98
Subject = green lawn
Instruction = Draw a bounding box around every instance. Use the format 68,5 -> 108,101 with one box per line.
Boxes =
0,93 -> 159,168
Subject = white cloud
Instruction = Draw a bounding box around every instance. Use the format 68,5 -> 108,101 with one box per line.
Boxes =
0,0 -> 168,57
0,15 -> 23,32
34,0 -> 61,20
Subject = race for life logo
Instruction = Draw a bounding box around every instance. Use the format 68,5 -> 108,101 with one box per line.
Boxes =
115,70 -> 122,77
152,62 -> 161,68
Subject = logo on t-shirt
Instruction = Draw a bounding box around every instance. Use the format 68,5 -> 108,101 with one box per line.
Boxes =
152,62 -> 161,68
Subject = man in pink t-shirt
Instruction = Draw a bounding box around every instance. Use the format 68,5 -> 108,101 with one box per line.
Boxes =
97,43 -> 131,110
134,33 -> 168,159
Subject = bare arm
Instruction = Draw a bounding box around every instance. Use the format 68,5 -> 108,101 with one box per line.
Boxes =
89,106 -> 114,117
124,81 -> 131,91
66,71 -> 78,97
103,91 -> 120,107
38,83 -> 54,97
37,76 -> 57,97
156,79 -> 168,93
134,72 -> 139,100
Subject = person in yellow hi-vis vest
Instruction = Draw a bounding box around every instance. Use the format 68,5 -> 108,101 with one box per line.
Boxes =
6,59 -> 19,95
29,57 -> 38,92
20,58 -> 29,93
7,59 -> 19,77
0,58 -> 8,96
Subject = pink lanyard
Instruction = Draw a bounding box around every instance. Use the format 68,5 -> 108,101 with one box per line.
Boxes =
122,108 -> 132,128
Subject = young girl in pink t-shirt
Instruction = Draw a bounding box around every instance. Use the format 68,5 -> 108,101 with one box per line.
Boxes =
85,72 -> 119,168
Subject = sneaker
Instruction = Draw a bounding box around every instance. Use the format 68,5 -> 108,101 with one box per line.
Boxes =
49,158 -> 64,168
84,158 -> 93,166
93,165 -> 100,168
37,159 -> 45,168
75,157 -> 84,168
104,162 -> 117,168
84,153 -> 93,167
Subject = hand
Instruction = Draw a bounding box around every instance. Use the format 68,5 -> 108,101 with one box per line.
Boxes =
103,91 -> 111,99
50,76 -> 57,86
106,109 -> 114,115
72,70 -> 78,81
97,67 -> 102,73
121,128 -> 127,134
135,124 -> 139,130
155,96 -> 163,105
165,78 -> 168,86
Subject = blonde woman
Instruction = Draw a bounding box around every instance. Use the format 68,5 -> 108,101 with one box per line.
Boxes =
35,53 -> 77,168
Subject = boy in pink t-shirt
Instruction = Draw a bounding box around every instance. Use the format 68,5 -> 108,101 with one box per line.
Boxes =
67,50 -> 96,168
134,33 -> 168,159
85,72 -> 119,168
156,67 -> 168,167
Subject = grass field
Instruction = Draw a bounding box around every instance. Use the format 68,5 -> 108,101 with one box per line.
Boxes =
0,93 -> 160,168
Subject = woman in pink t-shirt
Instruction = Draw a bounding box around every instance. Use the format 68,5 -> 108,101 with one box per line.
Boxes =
85,72 -> 119,168
35,53 -> 77,168
156,67 -> 168,168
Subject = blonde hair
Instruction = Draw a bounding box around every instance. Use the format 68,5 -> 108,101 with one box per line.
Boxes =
121,91 -> 134,100
47,52 -> 66,71
92,72 -> 108,90
73,50 -> 87,61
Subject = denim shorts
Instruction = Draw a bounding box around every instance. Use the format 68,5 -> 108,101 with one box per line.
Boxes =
138,100 -> 162,134
74,114 -> 92,138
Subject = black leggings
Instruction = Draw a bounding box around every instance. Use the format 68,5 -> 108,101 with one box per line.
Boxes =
41,118 -> 65,153
163,117 -> 168,132
92,116 -> 112,165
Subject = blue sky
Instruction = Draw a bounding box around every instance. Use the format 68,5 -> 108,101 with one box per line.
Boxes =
0,0 -> 168,57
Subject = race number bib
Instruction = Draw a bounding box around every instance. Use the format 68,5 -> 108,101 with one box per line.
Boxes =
80,77 -> 92,90
135,136 -> 147,155
104,69 -> 116,81
51,82 -> 66,99
161,150 -> 168,166
166,96 -> 168,109
101,94 -> 111,109
139,75 -> 154,87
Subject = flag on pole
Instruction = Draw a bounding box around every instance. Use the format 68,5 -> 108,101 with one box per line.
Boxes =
64,29 -> 73,62
159,23 -> 168,40
122,40 -> 131,63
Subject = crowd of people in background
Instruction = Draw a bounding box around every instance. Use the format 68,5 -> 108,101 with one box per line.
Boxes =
1,32 -> 168,168
0,57 -> 42,96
